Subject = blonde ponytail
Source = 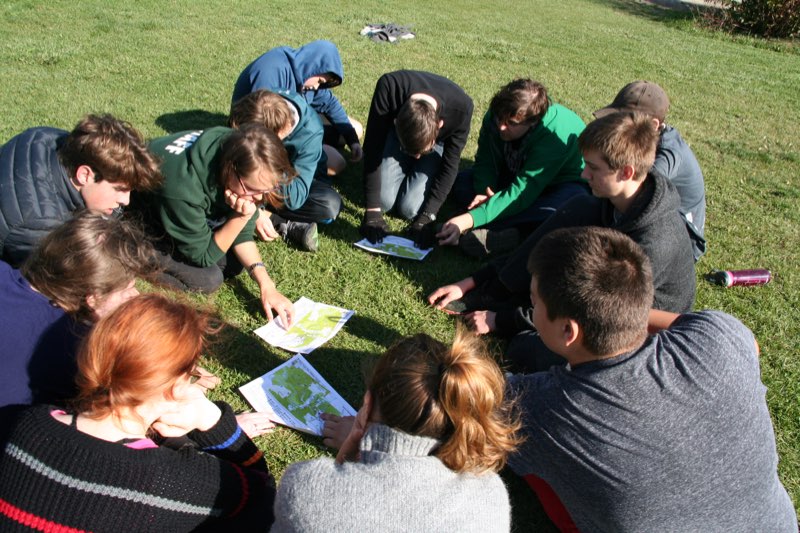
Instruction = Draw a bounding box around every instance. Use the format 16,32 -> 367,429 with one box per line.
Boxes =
369,325 -> 520,475
435,326 -> 521,473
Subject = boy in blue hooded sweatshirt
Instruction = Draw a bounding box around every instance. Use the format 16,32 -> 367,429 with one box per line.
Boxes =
232,40 -> 362,175
230,89 -> 342,252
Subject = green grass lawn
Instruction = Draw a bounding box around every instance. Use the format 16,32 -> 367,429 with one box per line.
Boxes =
2,0 -> 798,529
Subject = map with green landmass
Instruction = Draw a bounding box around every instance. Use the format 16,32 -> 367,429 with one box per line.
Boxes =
239,354 -> 356,435
271,365 -> 339,430
253,297 -> 354,354
281,305 -> 349,350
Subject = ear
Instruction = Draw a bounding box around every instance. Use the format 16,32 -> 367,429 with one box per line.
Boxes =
562,318 -> 581,347
650,117 -> 662,131
619,164 -> 636,182
437,119 -> 444,129
73,165 -> 95,187
85,293 -> 99,311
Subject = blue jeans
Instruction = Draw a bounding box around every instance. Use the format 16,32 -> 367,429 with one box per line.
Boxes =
379,128 -> 444,220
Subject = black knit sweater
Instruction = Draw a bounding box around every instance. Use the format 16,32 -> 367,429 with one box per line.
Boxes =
0,402 -> 275,532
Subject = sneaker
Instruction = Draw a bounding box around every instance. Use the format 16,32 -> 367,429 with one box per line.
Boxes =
459,228 -> 521,259
279,221 -> 319,252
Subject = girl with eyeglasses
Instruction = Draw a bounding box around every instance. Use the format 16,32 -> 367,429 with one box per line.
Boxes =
136,124 -> 297,327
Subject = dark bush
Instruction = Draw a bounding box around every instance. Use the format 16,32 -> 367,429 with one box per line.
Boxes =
703,0 -> 800,39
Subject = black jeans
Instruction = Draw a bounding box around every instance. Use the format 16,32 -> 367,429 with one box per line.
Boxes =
154,247 -> 243,293
275,180 -> 341,224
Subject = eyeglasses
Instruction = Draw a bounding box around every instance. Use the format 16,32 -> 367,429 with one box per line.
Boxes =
236,175 -> 280,198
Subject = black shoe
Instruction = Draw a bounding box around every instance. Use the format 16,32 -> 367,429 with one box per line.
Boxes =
459,228 -> 521,258
279,221 -> 319,252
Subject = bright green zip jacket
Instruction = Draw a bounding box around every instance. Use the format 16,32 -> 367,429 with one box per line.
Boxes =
469,103 -> 586,227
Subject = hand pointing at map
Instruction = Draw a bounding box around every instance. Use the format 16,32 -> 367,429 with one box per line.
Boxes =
261,285 -> 295,328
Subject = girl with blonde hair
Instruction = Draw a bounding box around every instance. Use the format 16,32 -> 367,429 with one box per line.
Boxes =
272,326 -> 520,532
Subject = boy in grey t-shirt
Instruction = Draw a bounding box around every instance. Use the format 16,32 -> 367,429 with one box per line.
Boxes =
508,226 -> 796,532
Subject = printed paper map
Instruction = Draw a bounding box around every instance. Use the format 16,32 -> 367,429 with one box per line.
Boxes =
254,297 -> 353,354
239,354 -> 356,435
354,236 -> 432,261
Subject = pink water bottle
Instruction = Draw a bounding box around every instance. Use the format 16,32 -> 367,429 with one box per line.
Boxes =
707,269 -> 772,287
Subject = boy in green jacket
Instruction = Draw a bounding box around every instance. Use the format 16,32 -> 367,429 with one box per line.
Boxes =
438,79 -> 588,257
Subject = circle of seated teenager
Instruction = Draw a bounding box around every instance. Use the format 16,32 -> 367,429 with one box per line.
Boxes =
0,294 -> 277,531
0,114 -> 162,267
503,226 -> 796,531
230,40 -> 363,176
359,70 -> 474,250
136,124 -> 297,326
0,211 -> 154,408
230,89 -> 346,252
428,111 -> 696,358
438,78 -> 588,258
270,327 -> 520,532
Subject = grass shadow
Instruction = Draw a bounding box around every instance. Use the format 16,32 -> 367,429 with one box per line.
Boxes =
155,109 -> 229,134
583,0 -> 715,24
228,276 -> 267,319
211,322 -> 285,380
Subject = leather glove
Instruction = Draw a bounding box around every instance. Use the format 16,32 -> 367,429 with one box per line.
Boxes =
407,213 -> 436,249
360,210 -> 389,244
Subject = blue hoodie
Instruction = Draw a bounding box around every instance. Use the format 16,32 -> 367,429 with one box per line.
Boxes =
231,41 -> 358,146
274,90 -> 328,211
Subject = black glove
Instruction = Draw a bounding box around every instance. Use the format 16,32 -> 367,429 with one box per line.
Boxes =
360,210 -> 389,244
407,213 -> 436,249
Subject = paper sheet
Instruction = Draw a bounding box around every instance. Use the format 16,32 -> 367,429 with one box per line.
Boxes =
354,236 -> 432,261
254,297 -> 353,354
239,354 -> 356,435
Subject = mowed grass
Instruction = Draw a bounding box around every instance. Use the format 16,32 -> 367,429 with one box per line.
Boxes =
1,0 -> 798,529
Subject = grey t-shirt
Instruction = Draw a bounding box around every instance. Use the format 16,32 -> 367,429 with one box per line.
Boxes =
508,311 -> 796,532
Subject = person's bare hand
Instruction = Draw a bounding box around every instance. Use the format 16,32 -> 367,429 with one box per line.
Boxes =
224,189 -> 257,218
336,392 -> 372,464
436,213 -> 474,246
193,366 -> 220,390
152,384 -> 221,437
428,277 -> 476,311
320,413 -> 355,450
255,209 -> 279,241
466,188 -> 495,210
236,411 -> 276,438
349,142 -> 363,162
465,310 -> 497,335
428,284 -> 465,310
262,287 -> 295,328
435,223 -> 461,246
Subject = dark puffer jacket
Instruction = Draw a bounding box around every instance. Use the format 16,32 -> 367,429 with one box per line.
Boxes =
0,127 -> 83,266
